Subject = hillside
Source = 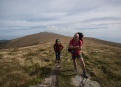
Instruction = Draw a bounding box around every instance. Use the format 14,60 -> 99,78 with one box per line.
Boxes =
1,32 -> 121,49
0,32 -> 121,87
0,32 -> 70,49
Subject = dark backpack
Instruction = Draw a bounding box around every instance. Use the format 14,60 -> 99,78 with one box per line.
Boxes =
68,48 -> 72,52
77,32 -> 84,40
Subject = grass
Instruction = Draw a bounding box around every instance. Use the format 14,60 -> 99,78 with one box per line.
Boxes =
0,54 -> 3,58
23,65 -> 51,87
82,40 -> 121,87
0,44 -> 55,87
57,48 -> 75,87
0,38 -> 121,87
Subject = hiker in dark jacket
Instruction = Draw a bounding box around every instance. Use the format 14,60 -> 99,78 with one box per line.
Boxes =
69,33 -> 88,78
53,39 -> 63,63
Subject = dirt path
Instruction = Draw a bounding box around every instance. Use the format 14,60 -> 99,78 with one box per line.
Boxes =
30,63 -> 60,87
30,49 -> 101,87
71,61 -> 101,87
30,61 -> 101,87
50,63 -> 60,87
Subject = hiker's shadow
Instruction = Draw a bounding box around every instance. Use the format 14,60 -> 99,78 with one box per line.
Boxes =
59,69 -> 76,76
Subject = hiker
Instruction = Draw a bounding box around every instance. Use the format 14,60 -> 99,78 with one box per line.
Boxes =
53,39 -> 63,63
68,33 -> 88,78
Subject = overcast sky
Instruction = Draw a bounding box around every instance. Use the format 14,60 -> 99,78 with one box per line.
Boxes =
0,0 -> 121,43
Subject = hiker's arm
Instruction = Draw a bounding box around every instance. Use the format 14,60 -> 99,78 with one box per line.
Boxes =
70,45 -> 82,50
53,45 -> 56,52
78,46 -> 82,50
69,45 -> 79,49
60,45 -> 63,51
69,40 -> 79,49
78,40 -> 83,50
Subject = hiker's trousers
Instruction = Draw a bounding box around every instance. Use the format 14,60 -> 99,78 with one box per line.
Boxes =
55,51 -> 61,60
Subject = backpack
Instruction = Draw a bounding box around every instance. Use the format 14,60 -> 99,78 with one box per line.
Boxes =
68,48 -> 72,52
77,32 -> 84,40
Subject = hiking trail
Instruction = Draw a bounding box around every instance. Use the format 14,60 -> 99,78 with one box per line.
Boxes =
30,62 -> 60,87
30,59 -> 100,87
30,48 -> 101,87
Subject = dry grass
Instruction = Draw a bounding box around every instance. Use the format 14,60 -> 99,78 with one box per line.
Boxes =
0,35 -> 121,87
0,42 -> 55,87
1,32 -> 70,48
82,38 -> 121,87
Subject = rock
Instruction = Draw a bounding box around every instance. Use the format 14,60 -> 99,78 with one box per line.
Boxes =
72,75 -> 101,87
30,75 -> 57,87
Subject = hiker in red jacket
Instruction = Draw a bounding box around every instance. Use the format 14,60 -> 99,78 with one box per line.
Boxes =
53,39 -> 63,63
69,33 -> 88,78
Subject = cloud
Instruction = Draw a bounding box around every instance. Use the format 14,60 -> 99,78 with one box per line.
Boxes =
0,0 -> 121,43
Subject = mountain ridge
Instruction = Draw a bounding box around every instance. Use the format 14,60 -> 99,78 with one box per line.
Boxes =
0,32 -> 121,49
0,32 -> 70,49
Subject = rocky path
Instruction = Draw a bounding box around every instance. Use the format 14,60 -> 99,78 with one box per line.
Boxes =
30,61 -> 101,87
72,75 -> 101,87
71,61 -> 101,87
30,63 -> 60,87
30,50 -> 101,87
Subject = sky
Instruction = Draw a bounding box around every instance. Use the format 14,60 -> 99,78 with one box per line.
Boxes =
0,0 -> 121,43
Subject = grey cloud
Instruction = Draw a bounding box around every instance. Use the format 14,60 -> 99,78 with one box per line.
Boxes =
0,0 -> 121,43
82,17 -> 121,23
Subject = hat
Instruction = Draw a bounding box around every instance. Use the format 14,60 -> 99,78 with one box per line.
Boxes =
56,39 -> 60,42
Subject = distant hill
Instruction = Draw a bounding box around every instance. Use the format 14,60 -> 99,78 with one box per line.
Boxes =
0,32 -> 121,49
0,32 -> 71,49
85,37 -> 121,48
0,40 -> 8,42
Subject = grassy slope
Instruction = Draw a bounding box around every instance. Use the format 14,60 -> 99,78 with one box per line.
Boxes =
0,32 -> 70,48
0,42 -> 55,87
83,38 -> 121,87
0,37 -> 121,87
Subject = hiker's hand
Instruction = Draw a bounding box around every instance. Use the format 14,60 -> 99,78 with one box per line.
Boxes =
70,46 -> 79,49
74,46 -> 79,49
76,46 -> 79,48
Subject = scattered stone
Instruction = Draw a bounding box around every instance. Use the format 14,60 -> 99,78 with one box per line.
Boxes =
30,75 -> 57,87
72,75 -> 101,87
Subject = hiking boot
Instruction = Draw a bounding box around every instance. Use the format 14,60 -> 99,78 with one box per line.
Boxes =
83,73 -> 88,78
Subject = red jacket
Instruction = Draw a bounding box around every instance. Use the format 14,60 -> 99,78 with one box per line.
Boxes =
53,43 -> 63,52
69,39 -> 83,56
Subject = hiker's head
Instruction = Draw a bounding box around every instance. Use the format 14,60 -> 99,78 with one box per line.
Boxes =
73,33 -> 79,40
77,32 -> 84,40
56,39 -> 60,44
